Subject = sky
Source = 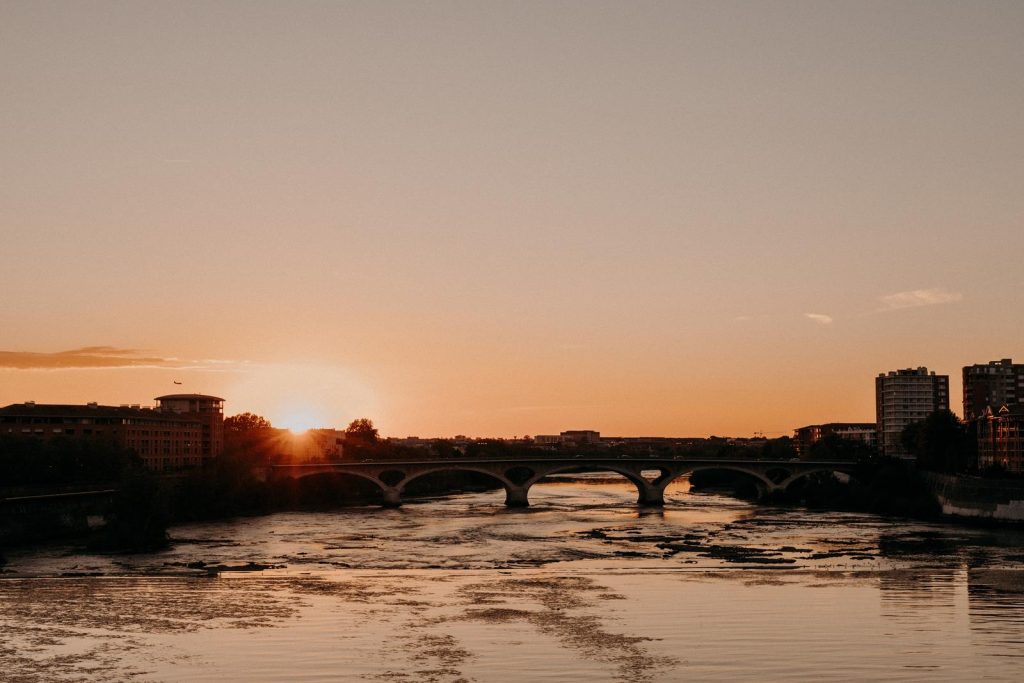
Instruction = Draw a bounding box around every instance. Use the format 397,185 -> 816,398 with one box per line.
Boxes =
2,1 -> 1022,436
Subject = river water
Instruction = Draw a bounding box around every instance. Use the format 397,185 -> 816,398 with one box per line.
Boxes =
3,475 -> 1024,681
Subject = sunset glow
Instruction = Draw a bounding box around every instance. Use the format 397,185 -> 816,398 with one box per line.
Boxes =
277,414 -> 319,434
1,2 -> 1021,438
4,4 -> 1024,681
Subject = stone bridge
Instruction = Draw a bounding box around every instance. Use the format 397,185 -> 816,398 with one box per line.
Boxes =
265,458 -> 858,508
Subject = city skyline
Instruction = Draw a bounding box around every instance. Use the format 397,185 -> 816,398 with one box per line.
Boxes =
0,356 -> 1012,438
3,1 -> 1023,436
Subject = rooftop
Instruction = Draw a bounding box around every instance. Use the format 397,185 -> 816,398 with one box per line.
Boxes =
0,403 -> 192,420
154,394 -> 225,402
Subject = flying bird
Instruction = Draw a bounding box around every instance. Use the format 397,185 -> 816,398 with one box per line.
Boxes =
173,380 -> 182,385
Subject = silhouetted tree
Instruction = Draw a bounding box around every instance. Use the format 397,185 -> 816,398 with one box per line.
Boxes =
345,418 -> 379,445
88,465 -> 169,551
901,410 -> 972,473
0,435 -> 140,489
809,434 -> 878,463
224,412 -> 272,434
760,436 -> 797,460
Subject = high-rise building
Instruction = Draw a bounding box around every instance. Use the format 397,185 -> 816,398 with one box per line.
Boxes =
154,394 -> 225,461
962,359 -> 1024,421
875,367 -> 949,459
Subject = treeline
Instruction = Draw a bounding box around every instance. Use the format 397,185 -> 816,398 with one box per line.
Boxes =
900,410 -> 981,475
4,411 -> 979,552
0,434 -> 141,490
0,435 -> 167,551
358,435 -> 809,462
0,417 -> 505,551
685,433 -> 941,517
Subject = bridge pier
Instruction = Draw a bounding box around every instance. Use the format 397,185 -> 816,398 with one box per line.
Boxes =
382,488 -> 402,508
637,481 -> 667,507
754,483 -> 786,501
504,485 -> 530,508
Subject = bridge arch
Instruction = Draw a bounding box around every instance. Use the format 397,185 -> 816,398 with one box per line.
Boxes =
282,469 -> 389,505
777,466 -> 860,492
670,465 -> 777,498
399,466 -> 524,507
536,464 -> 669,506
400,465 -> 516,492
280,466 -> 389,492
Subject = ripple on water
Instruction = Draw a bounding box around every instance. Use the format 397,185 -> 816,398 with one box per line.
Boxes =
4,482 -> 1024,682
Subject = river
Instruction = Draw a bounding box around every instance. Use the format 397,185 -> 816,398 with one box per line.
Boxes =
3,474 -> 1024,681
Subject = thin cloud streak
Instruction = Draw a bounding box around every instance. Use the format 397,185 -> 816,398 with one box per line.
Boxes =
879,288 -> 963,311
804,313 -> 833,325
0,347 -> 241,371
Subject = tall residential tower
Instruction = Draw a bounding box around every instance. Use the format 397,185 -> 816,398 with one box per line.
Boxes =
962,358 -> 1024,421
875,367 -> 949,458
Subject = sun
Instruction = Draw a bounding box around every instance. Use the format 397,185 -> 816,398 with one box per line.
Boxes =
226,362 -> 379,436
277,412 -> 321,433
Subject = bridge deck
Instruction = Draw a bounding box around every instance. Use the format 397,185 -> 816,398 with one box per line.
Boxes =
271,458 -> 856,468
265,458 -> 858,509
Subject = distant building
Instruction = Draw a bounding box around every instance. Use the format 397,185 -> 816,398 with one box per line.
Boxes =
726,437 -> 768,448
962,359 -> 1024,421
976,404 -> 1024,473
275,428 -> 346,461
560,430 -> 600,445
0,393 -> 225,471
793,423 -> 876,456
388,436 -> 433,449
876,368 -> 950,459
532,431 -> 601,447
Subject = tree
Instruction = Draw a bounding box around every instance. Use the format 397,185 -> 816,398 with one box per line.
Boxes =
760,436 -> 797,461
901,410 -> 972,473
224,412 -> 273,434
809,434 -> 878,463
223,413 -> 276,465
345,418 -> 379,445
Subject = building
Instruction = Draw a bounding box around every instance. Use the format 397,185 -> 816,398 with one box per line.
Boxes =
154,394 -> 225,461
274,428 -> 346,461
793,423 -> 876,456
388,436 -> 434,449
962,359 -> 1024,421
0,394 -> 225,472
532,431 -> 602,447
560,430 -> 601,445
976,404 -> 1024,473
0,395 -> 224,471
876,368 -> 950,459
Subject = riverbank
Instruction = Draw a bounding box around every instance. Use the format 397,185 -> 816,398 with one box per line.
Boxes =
0,467 -> 503,551
920,471 -> 1024,522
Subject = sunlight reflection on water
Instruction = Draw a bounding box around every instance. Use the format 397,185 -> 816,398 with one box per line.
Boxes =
3,479 -> 1024,681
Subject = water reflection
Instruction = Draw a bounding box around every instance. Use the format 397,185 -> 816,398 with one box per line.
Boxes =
2,478 -> 1024,681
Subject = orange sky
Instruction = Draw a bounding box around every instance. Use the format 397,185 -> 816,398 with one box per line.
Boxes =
2,2 -> 1022,436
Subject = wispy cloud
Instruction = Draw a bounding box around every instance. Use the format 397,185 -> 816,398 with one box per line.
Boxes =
0,347 -> 176,369
879,287 -> 963,311
804,313 -> 833,325
1,346 -> 197,370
